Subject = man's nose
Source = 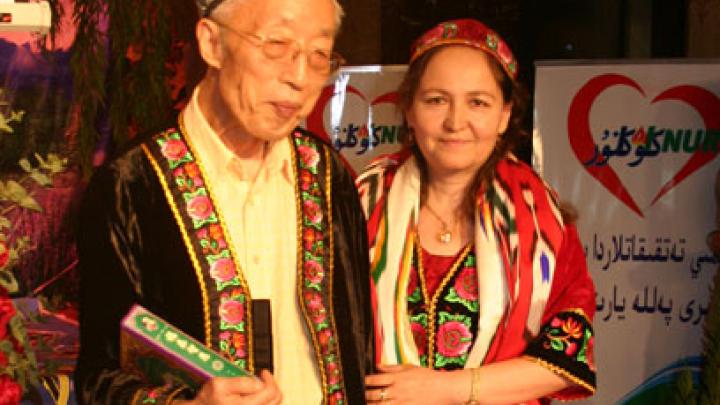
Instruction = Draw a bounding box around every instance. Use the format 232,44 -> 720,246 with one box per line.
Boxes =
281,48 -> 309,90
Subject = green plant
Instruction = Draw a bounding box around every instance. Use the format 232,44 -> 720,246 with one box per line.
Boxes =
0,89 -> 69,399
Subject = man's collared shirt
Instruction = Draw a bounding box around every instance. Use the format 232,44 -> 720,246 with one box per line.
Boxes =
183,87 -> 322,404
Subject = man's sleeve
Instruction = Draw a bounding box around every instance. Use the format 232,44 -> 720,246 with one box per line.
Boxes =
73,156 -> 193,404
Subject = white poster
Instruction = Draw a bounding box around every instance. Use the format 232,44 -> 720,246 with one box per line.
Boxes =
535,61 -> 720,404
305,65 -> 407,175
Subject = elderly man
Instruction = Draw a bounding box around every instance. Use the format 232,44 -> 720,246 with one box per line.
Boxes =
73,0 -> 372,403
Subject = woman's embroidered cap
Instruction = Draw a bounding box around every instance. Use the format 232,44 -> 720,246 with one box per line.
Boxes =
409,18 -> 518,80
196,0 -> 225,16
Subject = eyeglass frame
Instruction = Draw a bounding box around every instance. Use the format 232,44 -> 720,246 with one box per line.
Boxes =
206,18 -> 346,75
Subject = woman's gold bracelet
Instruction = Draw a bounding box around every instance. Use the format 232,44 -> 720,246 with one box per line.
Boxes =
467,368 -> 482,404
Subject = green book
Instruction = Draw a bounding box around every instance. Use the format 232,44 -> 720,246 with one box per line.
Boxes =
120,304 -> 249,389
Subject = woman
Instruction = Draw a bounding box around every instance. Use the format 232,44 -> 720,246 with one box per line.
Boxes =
356,19 -> 596,404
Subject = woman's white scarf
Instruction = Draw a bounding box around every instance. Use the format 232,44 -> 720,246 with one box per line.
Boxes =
357,153 -> 566,368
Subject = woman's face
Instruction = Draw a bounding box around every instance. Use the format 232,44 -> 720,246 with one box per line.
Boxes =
406,45 -> 512,179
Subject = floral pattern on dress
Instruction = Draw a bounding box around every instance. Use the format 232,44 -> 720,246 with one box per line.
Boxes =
445,265 -> 479,312
523,310 -> 596,395
434,313 -> 473,368
406,247 -> 479,371
541,313 -> 594,369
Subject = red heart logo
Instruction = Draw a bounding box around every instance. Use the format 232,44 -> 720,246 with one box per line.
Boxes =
307,84 -> 398,142
307,84 -> 399,176
567,73 -> 720,217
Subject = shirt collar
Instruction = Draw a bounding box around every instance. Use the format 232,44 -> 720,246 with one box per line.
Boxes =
182,86 -> 293,183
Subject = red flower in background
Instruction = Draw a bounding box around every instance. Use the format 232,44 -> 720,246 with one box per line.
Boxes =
0,374 -> 21,405
0,298 -> 16,340
0,241 -> 8,269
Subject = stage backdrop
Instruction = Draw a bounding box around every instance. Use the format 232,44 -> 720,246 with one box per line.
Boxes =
534,61 -> 720,404
305,65 -> 407,175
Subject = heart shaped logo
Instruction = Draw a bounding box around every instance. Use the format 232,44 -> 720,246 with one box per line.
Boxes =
307,84 -> 398,142
567,73 -> 720,217
307,83 -> 400,175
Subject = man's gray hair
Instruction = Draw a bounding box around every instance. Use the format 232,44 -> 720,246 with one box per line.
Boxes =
198,0 -> 345,29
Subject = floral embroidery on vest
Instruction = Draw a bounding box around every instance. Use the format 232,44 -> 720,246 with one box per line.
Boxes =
292,130 -> 347,404
540,312 -> 595,371
145,127 -> 348,402
523,310 -> 596,394
407,245 -> 479,370
144,128 -> 253,372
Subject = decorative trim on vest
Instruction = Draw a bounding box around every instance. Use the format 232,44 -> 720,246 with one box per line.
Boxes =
142,125 -> 255,373
291,130 -> 347,404
410,242 -> 478,369
522,309 -> 596,398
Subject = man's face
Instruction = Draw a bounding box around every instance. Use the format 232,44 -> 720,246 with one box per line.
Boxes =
209,0 -> 337,142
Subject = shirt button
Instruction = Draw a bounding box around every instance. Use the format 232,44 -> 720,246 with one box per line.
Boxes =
253,256 -> 260,264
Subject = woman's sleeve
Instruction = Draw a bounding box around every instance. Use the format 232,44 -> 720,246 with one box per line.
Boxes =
73,156 -> 193,404
522,223 -> 597,400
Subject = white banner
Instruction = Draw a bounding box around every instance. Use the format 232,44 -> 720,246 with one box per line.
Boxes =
305,65 -> 407,175
534,61 -> 720,404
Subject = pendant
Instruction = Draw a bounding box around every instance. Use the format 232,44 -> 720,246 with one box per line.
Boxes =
438,230 -> 452,244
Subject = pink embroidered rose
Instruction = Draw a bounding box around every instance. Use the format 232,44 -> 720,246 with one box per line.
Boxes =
318,328 -> 334,352
329,391 -> 344,405
304,260 -> 324,284
436,321 -> 472,358
220,299 -> 245,325
454,267 -> 478,301
187,195 -> 213,221
303,200 -> 323,224
411,321 -> 427,355
304,291 -> 323,311
326,361 -> 340,385
310,307 -> 327,325
0,296 -> 16,340
0,241 -> 8,269
210,258 -> 236,282
161,138 -> 188,160
550,316 -> 562,328
297,145 -> 320,168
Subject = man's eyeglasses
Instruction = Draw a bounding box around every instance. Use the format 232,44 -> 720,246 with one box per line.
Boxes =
209,19 -> 345,75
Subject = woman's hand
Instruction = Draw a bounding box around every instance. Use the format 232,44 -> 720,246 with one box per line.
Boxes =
365,364 -> 469,405
173,369 -> 282,405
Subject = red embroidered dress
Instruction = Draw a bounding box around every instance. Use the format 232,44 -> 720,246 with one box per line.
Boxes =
357,151 -> 596,403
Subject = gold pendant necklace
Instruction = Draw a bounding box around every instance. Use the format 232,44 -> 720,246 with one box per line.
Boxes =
424,204 -> 454,244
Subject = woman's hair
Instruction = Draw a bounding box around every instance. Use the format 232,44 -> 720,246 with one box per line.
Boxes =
396,44 -> 530,218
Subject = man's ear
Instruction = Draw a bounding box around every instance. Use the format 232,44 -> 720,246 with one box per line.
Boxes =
196,18 -> 223,69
